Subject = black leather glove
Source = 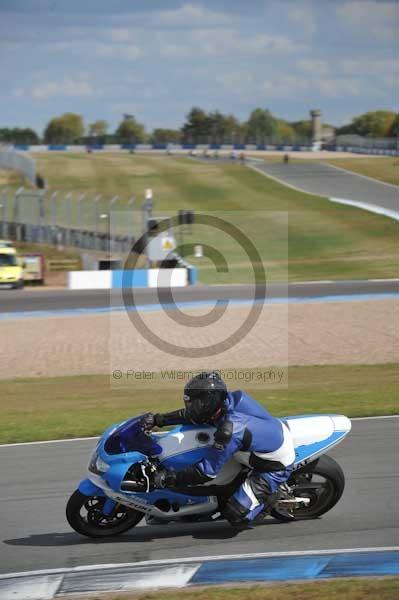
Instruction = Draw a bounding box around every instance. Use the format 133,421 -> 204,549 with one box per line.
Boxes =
140,413 -> 155,432
140,413 -> 166,432
153,469 -> 177,489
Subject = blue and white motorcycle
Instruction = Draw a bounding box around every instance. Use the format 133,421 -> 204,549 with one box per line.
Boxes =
66,413 -> 351,538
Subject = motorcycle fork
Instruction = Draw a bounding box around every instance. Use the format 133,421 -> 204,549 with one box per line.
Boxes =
102,497 -> 118,516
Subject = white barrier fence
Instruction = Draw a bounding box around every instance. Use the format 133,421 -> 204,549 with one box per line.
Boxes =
68,268 -> 190,290
0,147 -> 36,184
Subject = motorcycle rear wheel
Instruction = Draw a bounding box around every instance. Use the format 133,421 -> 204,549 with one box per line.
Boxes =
66,490 -> 144,538
271,454 -> 345,522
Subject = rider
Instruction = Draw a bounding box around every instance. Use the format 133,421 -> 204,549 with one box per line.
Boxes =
140,371 -> 296,526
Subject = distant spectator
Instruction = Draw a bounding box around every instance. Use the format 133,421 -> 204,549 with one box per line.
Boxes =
283,153 -> 290,164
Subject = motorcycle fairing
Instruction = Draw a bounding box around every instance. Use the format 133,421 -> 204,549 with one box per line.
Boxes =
285,415 -> 352,466
156,424 -> 216,470
89,430 -> 211,509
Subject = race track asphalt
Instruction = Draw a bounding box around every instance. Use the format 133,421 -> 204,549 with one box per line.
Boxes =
1,280 -> 399,314
249,161 -> 399,213
1,417 -> 398,575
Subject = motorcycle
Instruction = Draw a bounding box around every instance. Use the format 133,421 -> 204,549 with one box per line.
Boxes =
66,413 -> 351,538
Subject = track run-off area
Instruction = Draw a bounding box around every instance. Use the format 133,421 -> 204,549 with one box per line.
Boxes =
1,417 -> 398,576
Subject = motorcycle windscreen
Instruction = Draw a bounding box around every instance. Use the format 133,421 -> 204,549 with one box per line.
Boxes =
104,416 -> 162,456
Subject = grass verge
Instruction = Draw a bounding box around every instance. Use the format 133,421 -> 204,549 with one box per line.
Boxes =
31,153 -> 399,283
70,578 -> 399,600
324,157 -> 399,186
1,363 -> 398,444
4,155 -> 399,283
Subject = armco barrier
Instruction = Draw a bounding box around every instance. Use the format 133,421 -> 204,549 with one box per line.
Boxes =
68,268 -> 194,290
9,143 -> 399,155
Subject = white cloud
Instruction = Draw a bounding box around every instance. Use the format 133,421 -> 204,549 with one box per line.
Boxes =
260,74 -> 360,99
157,3 -> 232,27
95,43 -> 142,61
46,42 -> 70,52
337,1 -> 399,40
214,71 -> 258,100
298,59 -> 330,76
339,57 -> 399,75
288,4 -> 316,37
261,76 -> 308,98
317,78 -> 360,97
108,28 -> 132,43
382,74 -> 399,89
188,29 -> 306,57
25,75 -> 94,100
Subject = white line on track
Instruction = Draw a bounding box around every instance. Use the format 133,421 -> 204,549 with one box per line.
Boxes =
248,162 -> 321,196
1,415 -> 398,448
330,196 -> 399,222
350,414 -> 399,421
1,546 -> 399,579
0,436 -> 98,448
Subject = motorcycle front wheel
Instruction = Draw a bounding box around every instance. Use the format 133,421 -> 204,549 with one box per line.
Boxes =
66,490 -> 144,538
271,454 -> 345,522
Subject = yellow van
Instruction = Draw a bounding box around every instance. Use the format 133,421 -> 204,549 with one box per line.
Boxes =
0,239 -> 14,248
0,246 -> 24,289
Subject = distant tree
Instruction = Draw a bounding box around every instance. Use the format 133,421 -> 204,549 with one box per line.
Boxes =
290,120 -> 312,141
236,122 -> 248,144
207,111 -> 241,144
246,108 -> 277,144
181,107 -> 210,143
0,127 -> 39,144
181,108 -> 243,144
275,120 -> 297,143
390,114 -> 399,138
44,113 -> 84,144
115,115 -> 146,144
337,111 -> 397,138
88,120 -> 108,141
223,114 -> 241,144
151,128 -> 182,144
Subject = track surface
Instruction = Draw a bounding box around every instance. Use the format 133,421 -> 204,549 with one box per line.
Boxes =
250,161 -> 399,212
1,418 -> 398,575
1,280 -> 399,313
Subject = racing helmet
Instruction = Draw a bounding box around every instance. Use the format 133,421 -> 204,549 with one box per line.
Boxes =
183,371 -> 227,424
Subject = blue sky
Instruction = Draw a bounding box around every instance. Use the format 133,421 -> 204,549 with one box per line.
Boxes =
1,0 -> 398,135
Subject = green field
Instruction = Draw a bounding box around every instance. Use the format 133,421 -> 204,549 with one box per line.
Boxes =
325,156 -> 399,186
105,578 -> 399,600
1,363 -> 398,444
31,152 -> 399,283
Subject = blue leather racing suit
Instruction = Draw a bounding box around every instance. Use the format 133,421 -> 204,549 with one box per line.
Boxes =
156,390 -> 296,523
